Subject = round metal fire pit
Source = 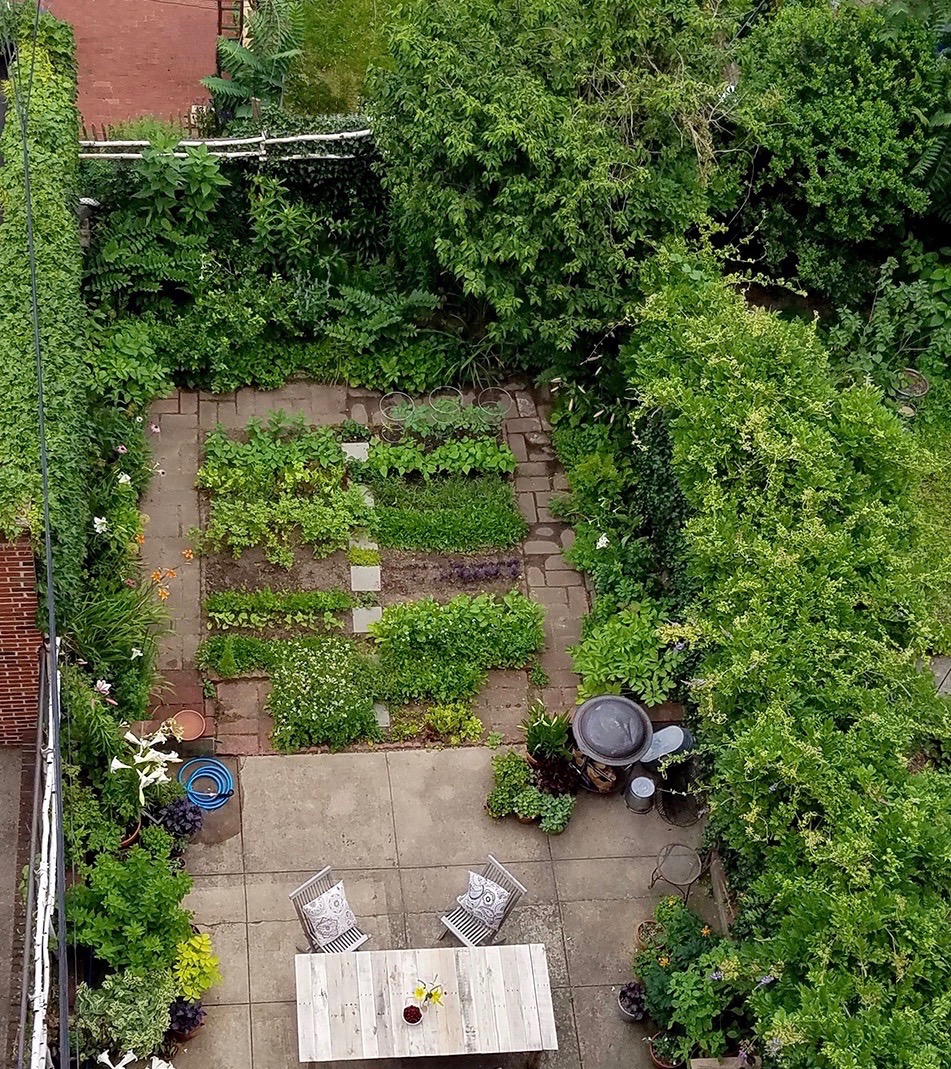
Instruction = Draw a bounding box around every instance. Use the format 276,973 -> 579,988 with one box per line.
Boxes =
573,695 -> 653,765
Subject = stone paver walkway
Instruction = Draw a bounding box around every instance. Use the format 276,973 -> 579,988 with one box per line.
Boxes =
176,748 -> 709,1069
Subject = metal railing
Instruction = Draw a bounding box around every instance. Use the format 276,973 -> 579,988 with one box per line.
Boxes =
15,644 -> 66,1069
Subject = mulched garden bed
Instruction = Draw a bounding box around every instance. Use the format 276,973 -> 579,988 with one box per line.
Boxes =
380,550 -> 527,604
202,544 -> 352,595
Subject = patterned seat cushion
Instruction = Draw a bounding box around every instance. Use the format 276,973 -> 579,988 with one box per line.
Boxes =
302,882 -> 358,947
456,871 -> 511,930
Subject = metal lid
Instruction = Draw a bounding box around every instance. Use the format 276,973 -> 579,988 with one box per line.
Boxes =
572,695 -> 653,765
627,776 -> 656,799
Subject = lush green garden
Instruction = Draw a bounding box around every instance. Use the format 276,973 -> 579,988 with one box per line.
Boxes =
1,0 -> 951,1062
191,403 -> 545,750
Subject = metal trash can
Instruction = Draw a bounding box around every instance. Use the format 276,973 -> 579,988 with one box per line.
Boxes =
624,775 -> 656,814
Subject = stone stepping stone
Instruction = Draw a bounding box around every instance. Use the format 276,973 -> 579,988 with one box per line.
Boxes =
352,606 -> 383,633
342,441 -> 370,461
349,531 -> 378,551
351,565 -> 381,592
373,702 -> 391,728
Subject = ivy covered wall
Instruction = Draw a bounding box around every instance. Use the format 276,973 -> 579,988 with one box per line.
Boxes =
0,13 -> 90,610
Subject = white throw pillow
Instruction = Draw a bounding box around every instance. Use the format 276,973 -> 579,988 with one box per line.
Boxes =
302,882 -> 357,947
457,871 -> 511,930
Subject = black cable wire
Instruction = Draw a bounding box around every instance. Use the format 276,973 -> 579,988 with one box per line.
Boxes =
4,1 -> 71,1064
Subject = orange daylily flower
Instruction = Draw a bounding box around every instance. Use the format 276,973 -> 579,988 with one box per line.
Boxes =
136,533 -> 145,545
182,548 -> 194,561
150,570 -> 163,582
158,587 -> 170,601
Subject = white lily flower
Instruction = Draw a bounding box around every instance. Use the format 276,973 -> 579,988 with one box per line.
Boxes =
117,473 -> 132,486
109,758 -> 130,773
130,648 -> 143,660
97,1053 -> 136,1069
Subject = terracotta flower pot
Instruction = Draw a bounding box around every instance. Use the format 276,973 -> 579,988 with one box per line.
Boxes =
120,818 -> 141,848
636,920 -> 666,950
648,1034 -> 684,1069
173,708 -> 206,741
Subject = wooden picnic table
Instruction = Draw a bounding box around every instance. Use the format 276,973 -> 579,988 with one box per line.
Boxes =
294,944 -> 558,1062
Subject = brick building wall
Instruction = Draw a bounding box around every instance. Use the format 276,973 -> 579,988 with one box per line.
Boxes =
47,0 -> 219,129
0,540 -> 41,746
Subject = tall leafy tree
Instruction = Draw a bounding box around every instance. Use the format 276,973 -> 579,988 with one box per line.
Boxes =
732,0 -> 949,299
368,0 -> 745,360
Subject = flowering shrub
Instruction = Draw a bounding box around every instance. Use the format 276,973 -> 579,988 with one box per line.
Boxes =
268,637 -> 379,750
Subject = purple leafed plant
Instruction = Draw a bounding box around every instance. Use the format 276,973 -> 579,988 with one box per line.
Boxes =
169,997 -> 205,1035
444,557 -> 522,583
156,798 -> 204,839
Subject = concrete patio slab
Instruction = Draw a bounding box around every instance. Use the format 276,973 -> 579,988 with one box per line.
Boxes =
202,922 -> 250,1006
186,873 -> 248,923
399,860 -> 558,912
553,858 -> 656,901
387,749 -> 550,866
241,753 -> 397,872
245,867 -> 404,922
571,986 -> 654,1069
549,794 -> 703,861
561,899 -> 653,987
176,1003 -> 252,1069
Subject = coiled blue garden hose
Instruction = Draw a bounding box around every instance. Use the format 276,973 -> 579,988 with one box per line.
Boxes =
178,758 -> 234,811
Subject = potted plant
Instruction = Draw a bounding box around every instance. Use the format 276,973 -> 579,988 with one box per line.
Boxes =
520,705 -> 572,765
636,919 -> 667,950
155,797 -> 204,846
538,792 -> 576,834
513,787 -> 544,824
168,997 -> 206,1040
647,1030 -> 686,1069
485,750 -> 534,818
617,981 -> 647,1022
173,932 -> 222,1001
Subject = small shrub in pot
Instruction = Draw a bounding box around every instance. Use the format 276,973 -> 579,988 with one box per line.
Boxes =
156,797 -> 204,840
617,981 -> 647,1021
169,997 -> 206,1038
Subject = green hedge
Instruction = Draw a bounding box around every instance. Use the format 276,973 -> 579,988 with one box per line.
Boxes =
621,256 -> 951,1065
0,20 -> 89,607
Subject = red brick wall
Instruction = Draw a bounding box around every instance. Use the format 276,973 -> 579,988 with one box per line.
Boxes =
0,540 -> 41,746
47,0 -> 219,129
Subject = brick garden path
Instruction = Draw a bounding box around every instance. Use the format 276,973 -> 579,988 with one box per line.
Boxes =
142,382 -> 587,749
